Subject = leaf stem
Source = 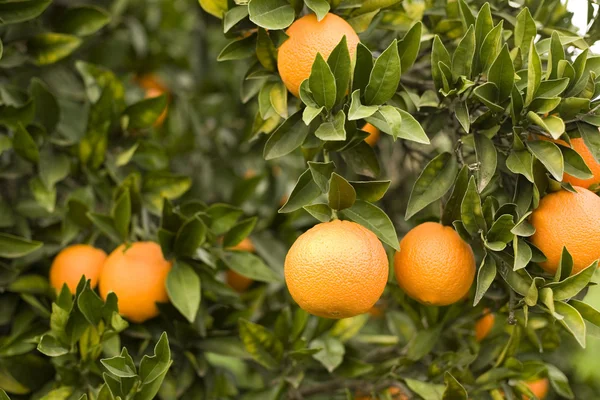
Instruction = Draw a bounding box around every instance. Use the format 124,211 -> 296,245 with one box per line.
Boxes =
323,149 -> 330,163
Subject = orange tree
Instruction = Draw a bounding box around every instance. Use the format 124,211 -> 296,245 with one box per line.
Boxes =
1,0 -> 600,399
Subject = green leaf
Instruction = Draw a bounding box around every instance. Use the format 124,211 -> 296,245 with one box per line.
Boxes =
223,6 -> 249,33
30,78 -> 59,133
223,217 -> 257,248
479,21 -> 503,73
547,31 -> 565,80
554,301 -> 586,347
396,109 -> 430,144
39,150 -> 70,189
526,112 -> 565,140
346,10 -> 378,34
327,36 -> 351,105
77,281 -> 104,325
13,124 -> 39,163
443,372 -> 468,400
442,166 -> 469,225
461,176 -> 486,236
536,78 -> 570,98
452,26 -> 475,81
457,0 -> 475,29
309,53 -> 337,110
514,8 -> 536,58
60,6 -> 111,36
0,233 -> 42,258
239,319 -> 284,370
0,0 -> 51,24
474,134 -> 497,192
406,152 -> 458,220
302,105 -> 323,125
340,200 -> 399,250
353,43 -> 373,92
174,217 -> 206,256
407,326 -> 441,360
341,141 -> 380,178
248,0 -> 294,30
364,39 -> 400,105
139,332 -> 172,384
310,336 -> 345,372
398,22 -> 422,73
226,251 -> 281,282
527,140 -> 564,181
0,389 -> 8,400
303,203 -> 333,222
264,111 -> 309,160
571,300 -> 600,329
488,44 -> 514,100
305,0 -> 329,20
529,97 -> 561,114
578,122 -> 600,164
308,161 -> 336,193
474,3 -> 493,55
557,143 -> 593,179
348,90 -> 378,121
37,334 -> 69,357
218,35 -> 256,61
315,110 -> 346,141
256,28 -> 277,72
474,254 -> 496,306
431,35 -> 451,92
366,106 -> 402,139
554,247 -> 574,282
526,40 -> 542,106
514,238 -> 532,271
123,95 -> 167,130
487,214 -> 515,245
350,180 -> 390,202
405,380 -> 444,400
28,33 -> 82,65
328,173 -> 356,211
167,261 -> 201,323
199,0 -> 227,18
279,168 -> 321,213
101,348 -> 137,378
455,101 -> 470,133
546,261 -> 597,301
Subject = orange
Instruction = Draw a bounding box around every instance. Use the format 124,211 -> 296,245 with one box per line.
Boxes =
394,222 -> 475,306
363,123 -> 380,147
99,242 -> 172,323
523,378 -> 549,400
136,74 -> 169,126
226,237 -> 255,292
475,308 -> 495,341
277,13 -> 360,97
546,137 -> 600,188
530,186 -> 600,275
49,244 -> 107,293
284,220 -> 388,319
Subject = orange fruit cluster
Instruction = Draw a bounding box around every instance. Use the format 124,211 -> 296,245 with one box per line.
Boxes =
49,241 -> 172,323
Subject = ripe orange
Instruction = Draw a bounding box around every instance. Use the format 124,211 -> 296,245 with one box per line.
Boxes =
284,220 -> 388,319
226,237 -> 255,293
547,137 -> 600,188
363,123 -> 380,147
523,378 -> 549,400
530,186 -> 600,275
136,74 -> 169,126
394,222 -> 475,306
277,13 -> 360,97
475,308 -> 495,342
99,242 -> 172,323
49,244 -> 107,293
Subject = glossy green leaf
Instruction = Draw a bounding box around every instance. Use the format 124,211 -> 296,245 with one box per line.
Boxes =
310,336 -> 345,372
264,111 -> 309,160
0,0 -> 51,24
348,90 -> 378,120
398,22 -> 422,72
526,40 -> 542,106
406,152 -> 458,220
61,6 -> 111,36
0,233 -> 43,258
239,319 -> 284,370
461,176 -> 486,236
340,200 -> 399,250
474,134 -> 497,192
527,140 -> 564,181
474,253 -> 496,306
364,39 -> 400,105
315,110 -> 346,141
327,36 -> 351,105
28,33 -> 82,65
328,173 -> 356,211
488,44 -> 514,100
554,301 -> 586,347
303,203 -> 333,222
350,180 -> 390,202
167,261 -> 201,323
309,53 -> 337,110
452,26 -> 475,81
248,0 -> 294,30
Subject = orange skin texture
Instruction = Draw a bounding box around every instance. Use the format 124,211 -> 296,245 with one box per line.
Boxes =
475,308 -> 495,342
99,242 -> 172,323
530,186 -> 600,275
49,244 -> 107,293
284,220 -> 388,319
137,74 -> 169,126
523,378 -> 549,400
363,123 -> 381,147
225,238 -> 255,292
394,222 -> 476,306
547,137 -> 600,188
277,13 -> 360,97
